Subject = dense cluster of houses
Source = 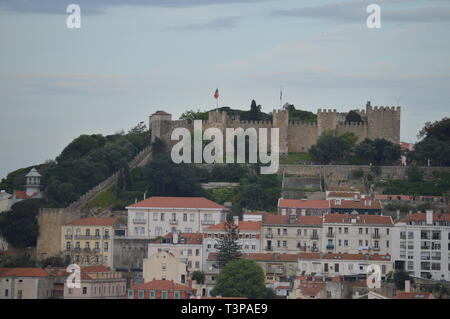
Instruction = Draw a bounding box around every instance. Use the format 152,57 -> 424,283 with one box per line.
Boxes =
1,192 -> 448,299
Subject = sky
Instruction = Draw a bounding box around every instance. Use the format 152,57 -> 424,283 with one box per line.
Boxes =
0,0 -> 449,178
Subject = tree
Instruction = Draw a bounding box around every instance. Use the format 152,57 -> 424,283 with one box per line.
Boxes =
406,166 -> 424,182
345,110 -> 363,123
216,219 -> 242,268
412,118 -> 450,166
211,259 -> 275,299
393,270 -> 411,290
191,271 -> 205,284
180,110 -> 209,124
354,138 -> 401,165
309,130 -> 346,164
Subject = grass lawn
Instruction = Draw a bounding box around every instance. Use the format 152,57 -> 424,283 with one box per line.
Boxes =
280,152 -> 312,164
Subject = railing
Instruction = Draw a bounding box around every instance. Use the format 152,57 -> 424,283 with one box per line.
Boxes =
373,247 -> 380,251
133,219 -> 147,224
103,235 -> 110,240
265,233 -> 273,238
326,233 -> 334,238
169,219 -> 178,225
265,246 -> 273,251
326,244 -> 334,249
201,220 -> 215,225
310,234 -> 319,240
65,235 -> 73,239
372,233 -> 380,239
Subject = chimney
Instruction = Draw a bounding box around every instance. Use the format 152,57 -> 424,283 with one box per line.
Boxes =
404,280 -> 411,293
365,200 -> 371,207
426,210 -> 433,225
335,199 -> 341,206
233,216 -> 239,226
396,209 -> 400,221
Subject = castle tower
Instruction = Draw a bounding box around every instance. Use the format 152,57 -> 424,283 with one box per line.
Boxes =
149,110 -> 172,143
366,104 -> 401,144
317,109 -> 340,137
25,168 -> 43,198
272,109 -> 289,154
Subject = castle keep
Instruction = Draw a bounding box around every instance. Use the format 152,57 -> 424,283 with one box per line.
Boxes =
150,102 -> 401,153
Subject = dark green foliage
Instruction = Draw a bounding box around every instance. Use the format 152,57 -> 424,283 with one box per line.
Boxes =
56,134 -> 106,163
180,110 -> 209,123
283,103 -> 317,123
345,110 -> 363,123
0,255 -> 37,268
39,256 -> 69,268
393,270 -> 411,290
209,165 -> 249,182
406,166 -> 424,182
354,138 -> 401,165
309,131 -> 347,164
215,101 -> 272,122
216,220 -> 242,268
236,174 -> 282,213
380,172 -> 450,196
0,199 -> 46,248
191,271 -> 205,284
412,118 -> 450,166
211,259 -> 276,299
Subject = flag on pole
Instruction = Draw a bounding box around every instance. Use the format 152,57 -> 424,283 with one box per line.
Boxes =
214,89 -> 219,100
280,87 -> 283,108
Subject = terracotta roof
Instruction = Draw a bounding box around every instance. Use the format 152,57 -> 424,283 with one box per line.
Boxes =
322,253 -> 391,261
206,221 -> 261,231
276,286 -> 290,290
296,216 -> 322,226
375,194 -> 412,201
0,268 -> 48,277
132,279 -> 194,291
154,232 -> 203,245
208,252 -> 299,262
64,217 -> 117,226
299,282 -> 326,296
81,266 -> 110,273
127,196 -> 225,209
263,214 -> 289,224
400,212 -> 450,224
323,213 -> 393,225
298,253 -> 321,260
327,192 -> 360,199
395,292 -> 435,299
279,199 -> 330,209
330,199 -> 382,210
15,190 -> 31,199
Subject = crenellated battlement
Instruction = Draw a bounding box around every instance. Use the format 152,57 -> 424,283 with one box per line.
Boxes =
367,105 -> 401,112
339,121 -> 367,127
289,121 -> 318,126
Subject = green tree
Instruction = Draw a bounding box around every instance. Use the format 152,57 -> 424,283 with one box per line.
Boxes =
211,259 -> 275,299
406,166 -> 424,182
180,110 -> 209,124
412,118 -> 450,166
216,219 -> 242,268
191,271 -> 205,284
393,270 -> 411,290
309,130 -> 346,164
345,110 -> 363,123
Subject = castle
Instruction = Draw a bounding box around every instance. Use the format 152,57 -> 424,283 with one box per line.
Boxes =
150,102 -> 401,153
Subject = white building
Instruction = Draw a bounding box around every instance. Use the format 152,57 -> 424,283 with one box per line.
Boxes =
24,168 -> 43,198
392,211 -> 450,281
148,231 -> 204,273
126,196 -> 228,238
322,213 -> 393,255
203,217 -> 261,269
0,268 -> 53,299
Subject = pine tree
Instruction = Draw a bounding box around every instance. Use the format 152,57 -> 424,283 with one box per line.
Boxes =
216,218 -> 242,268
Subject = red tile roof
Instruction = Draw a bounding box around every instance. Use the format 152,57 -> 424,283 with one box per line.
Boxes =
127,197 -> 225,209
81,266 -> 110,273
262,214 -> 322,226
395,292 -> 435,299
296,216 -> 322,226
152,111 -> 171,116
64,217 -> 117,226
0,268 -> 49,277
299,282 -> 326,297
14,190 -> 31,199
323,213 -> 393,225
330,199 -> 382,210
208,252 -> 299,262
322,253 -> 391,261
279,199 -> 330,209
400,212 -> 450,223
206,221 -> 261,231
154,232 -> 203,245
132,280 -> 194,291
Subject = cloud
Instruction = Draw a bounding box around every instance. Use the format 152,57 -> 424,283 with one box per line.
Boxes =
0,0 -> 271,15
165,16 -> 241,31
271,0 -> 450,24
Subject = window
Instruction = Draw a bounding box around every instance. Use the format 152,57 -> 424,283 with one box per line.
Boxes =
153,213 -> 158,221
162,291 -> 168,299
172,213 -> 176,221
95,242 -> 100,250
86,229 -> 90,237
138,290 -> 144,299
95,229 -> 100,237
190,214 -> 195,222
4,289 -> 8,297
174,291 -> 180,299
149,290 -> 155,299
195,261 -> 200,269
344,227 -> 348,234
196,249 -> 200,256
104,242 -> 109,252
162,263 -> 167,271
82,287 -> 87,295
17,290 -> 22,299
161,213 -> 165,221
344,240 -> 348,247
85,242 -> 90,249
183,214 -> 187,222
359,240 -> 363,246
66,242 -> 71,250
283,241 -> 287,247
359,228 -> 363,235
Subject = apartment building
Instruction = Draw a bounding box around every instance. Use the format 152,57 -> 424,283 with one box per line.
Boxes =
63,266 -> 127,299
203,219 -> 261,265
261,214 -> 322,254
290,276 -> 343,299
126,196 -> 228,238
278,199 -> 330,216
148,232 -> 203,273
330,198 -> 382,215
61,217 -> 117,268
0,268 -> 54,299
322,213 -> 393,255
392,211 -> 450,281
127,279 -> 195,299
143,250 -> 188,285
298,253 -> 393,280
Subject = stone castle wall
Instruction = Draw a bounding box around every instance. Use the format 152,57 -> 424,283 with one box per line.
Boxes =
151,103 -> 401,154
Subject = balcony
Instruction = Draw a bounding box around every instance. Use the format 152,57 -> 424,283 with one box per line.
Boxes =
326,232 -> 334,238
372,233 -> 380,239
83,248 -> 91,253
326,244 -> 334,250
201,220 -> 215,225
373,246 -> 380,251
265,233 -> 273,238
267,267 -> 285,274
103,235 -> 110,240
133,219 -> 146,224
421,245 -> 431,250
265,246 -> 273,251
169,219 -> 178,225
310,234 -> 319,240
65,235 -> 73,240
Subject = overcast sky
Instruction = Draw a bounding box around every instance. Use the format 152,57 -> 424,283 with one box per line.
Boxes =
1,0 -> 449,178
